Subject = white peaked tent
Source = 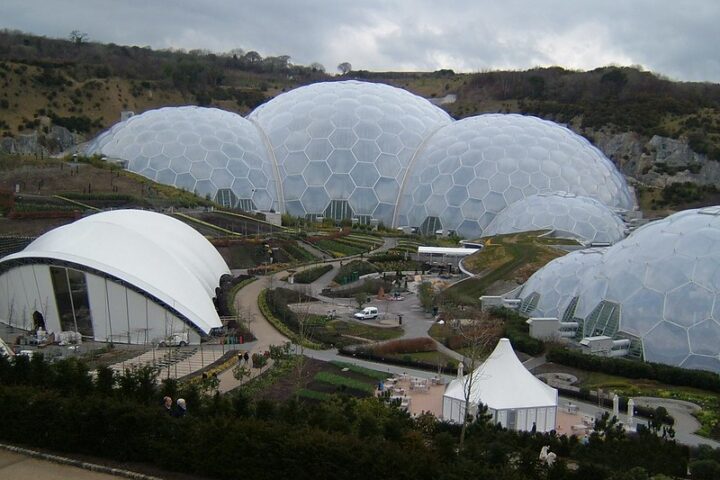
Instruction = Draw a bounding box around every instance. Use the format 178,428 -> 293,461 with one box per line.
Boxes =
443,338 -> 558,432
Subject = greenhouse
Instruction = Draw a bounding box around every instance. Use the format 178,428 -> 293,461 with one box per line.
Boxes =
247,80 -> 453,224
482,192 -> 627,245
86,82 -> 636,238
85,106 -> 279,211
518,207 -> 720,373
394,114 -> 635,238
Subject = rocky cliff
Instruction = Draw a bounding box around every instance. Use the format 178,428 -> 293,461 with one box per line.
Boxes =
1,125 -> 82,157
593,131 -> 719,188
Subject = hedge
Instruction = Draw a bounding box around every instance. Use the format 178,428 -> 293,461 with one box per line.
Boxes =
293,264 -> 333,284
334,260 -> 380,285
258,289 -> 322,349
546,346 -> 720,393
553,383 -> 673,424
339,347 -> 458,375
490,307 -> 545,356
314,371 -> 376,394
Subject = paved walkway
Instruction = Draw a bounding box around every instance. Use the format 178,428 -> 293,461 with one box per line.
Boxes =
110,344 -> 246,380
632,397 -> 720,448
0,449 -> 130,480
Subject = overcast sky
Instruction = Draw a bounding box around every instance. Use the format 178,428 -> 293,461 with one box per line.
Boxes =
3,0 -> 719,82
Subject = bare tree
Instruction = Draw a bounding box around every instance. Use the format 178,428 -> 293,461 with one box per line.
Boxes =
69,30 -> 88,45
337,62 -> 352,75
453,309 -> 502,450
292,297 -> 317,401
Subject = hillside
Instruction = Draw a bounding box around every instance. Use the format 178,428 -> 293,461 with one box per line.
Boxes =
3,30 -> 720,215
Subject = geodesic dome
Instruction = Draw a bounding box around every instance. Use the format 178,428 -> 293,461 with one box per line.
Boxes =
395,114 -> 635,238
248,80 -> 452,224
518,248 -> 606,320
483,192 -> 627,245
519,207 -> 720,373
85,106 -> 278,211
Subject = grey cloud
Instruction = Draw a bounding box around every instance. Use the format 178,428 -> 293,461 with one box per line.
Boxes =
2,0 -> 719,81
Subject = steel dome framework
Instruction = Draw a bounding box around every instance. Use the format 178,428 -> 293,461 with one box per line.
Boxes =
483,192 -> 627,245
519,207 -> 720,373
87,82 -> 635,238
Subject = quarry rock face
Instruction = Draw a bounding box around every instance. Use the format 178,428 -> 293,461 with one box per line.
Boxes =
1,126 -> 81,156
593,131 -> 720,187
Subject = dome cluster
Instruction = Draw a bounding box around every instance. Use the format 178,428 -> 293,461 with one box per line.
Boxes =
519,207 -> 720,373
87,81 -> 634,238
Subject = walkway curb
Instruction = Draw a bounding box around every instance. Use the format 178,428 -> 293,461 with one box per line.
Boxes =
0,443 -> 162,480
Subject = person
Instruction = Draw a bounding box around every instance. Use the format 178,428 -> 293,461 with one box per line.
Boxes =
237,352 -> 243,363
174,398 -> 187,418
531,421 -> 537,434
162,396 -> 173,415
243,351 -> 249,364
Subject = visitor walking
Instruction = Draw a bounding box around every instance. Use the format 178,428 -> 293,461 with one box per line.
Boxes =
162,396 -> 173,415
173,398 -> 187,418
243,351 -> 249,364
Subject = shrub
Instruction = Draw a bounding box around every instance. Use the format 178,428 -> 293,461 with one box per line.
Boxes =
490,307 -> 545,355
368,338 -> 436,356
334,260 -> 380,285
294,264 -> 332,284
251,353 -> 267,368
546,346 -> 720,393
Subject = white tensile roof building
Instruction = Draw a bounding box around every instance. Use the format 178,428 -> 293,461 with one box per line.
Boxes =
443,338 -> 558,432
0,210 -> 230,344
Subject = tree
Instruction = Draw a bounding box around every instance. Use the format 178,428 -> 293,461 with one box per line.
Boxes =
355,292 -> 367,309
453,310 -> 502,451
337,62 -> 352,75
69,30 -> 88,45
309,62 -> 325,73
243,51 -> 262,65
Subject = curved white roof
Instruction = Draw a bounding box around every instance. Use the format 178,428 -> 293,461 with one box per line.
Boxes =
444,338 -> 557,409
483,192 -> 627,245
395,114 -> 635,238
86,106 -> 278,211
1,210 -> 229,334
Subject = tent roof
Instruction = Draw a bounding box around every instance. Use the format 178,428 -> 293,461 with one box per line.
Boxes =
444,338 -> 557,410
1,210 -> 230,334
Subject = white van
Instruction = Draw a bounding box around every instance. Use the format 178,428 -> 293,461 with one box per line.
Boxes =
353,306 -> 378,320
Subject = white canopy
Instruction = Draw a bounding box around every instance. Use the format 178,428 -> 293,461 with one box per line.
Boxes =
418,246 -> 479,257
1,210 -> 230,334
444,338 -> 557,410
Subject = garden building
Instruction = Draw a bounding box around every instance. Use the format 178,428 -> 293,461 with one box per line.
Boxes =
0,210 -> 229,344
443,338 -> 558,432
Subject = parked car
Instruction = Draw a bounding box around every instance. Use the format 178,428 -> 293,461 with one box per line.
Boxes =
353,306 -> 378,320
159,332 -> 189,347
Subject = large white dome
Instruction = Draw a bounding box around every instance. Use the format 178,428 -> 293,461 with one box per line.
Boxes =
520,207 -> 720,373
483,192 -> 627,245
518,248 -> 606,322
86,106 -> 279,211
395,114 -> 635,238
248,80 -> 452,224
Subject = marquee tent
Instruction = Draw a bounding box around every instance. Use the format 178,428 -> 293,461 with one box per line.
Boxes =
443,338 -> 558,432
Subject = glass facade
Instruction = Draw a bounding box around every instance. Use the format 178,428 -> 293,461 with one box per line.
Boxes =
87,83 -> 636,237
248,80 -> 452,224
86,106 -> 278,212
395,114 -> 635,238
519,207 -> 720,373
49,266 -> 93,337
483,192 -> 627,244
